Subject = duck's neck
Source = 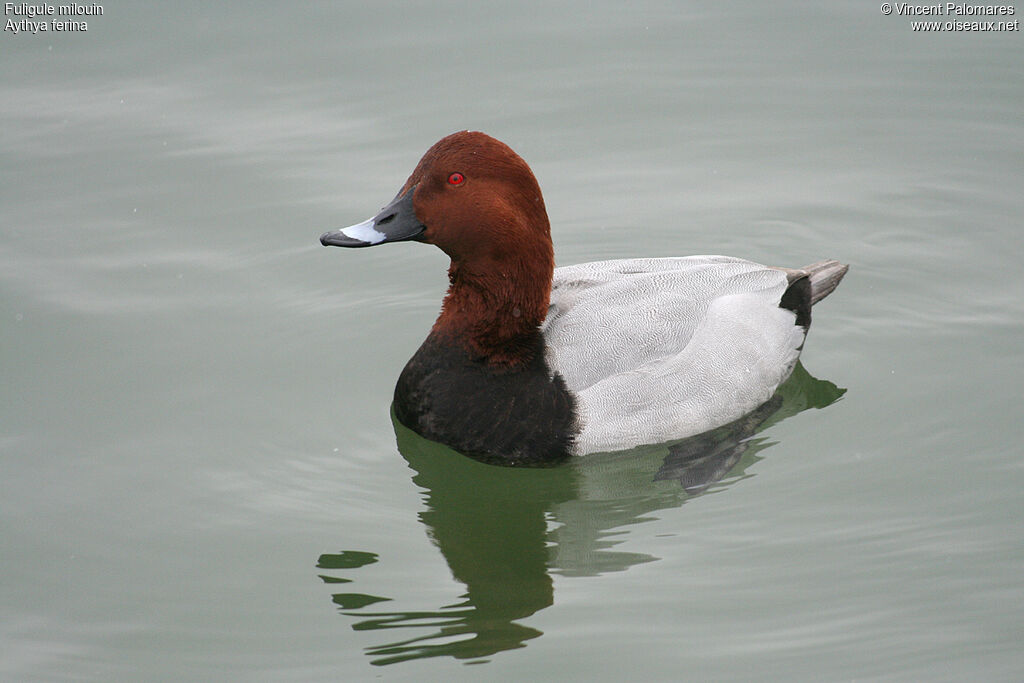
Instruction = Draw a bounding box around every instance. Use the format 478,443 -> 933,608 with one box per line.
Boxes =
431,250 -> 553,367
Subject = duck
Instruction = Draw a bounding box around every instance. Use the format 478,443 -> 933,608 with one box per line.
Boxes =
320,131 -> 847,466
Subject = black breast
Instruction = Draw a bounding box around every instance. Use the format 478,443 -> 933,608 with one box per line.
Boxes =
393,333 -> 578,466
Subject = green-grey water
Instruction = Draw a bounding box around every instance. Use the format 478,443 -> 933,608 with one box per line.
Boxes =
3,2 -> 1023,680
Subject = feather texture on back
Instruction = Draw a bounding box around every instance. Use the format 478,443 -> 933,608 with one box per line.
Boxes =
542,256 -> 807,453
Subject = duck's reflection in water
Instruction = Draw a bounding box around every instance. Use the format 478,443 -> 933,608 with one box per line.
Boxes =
319,363 -> 844,665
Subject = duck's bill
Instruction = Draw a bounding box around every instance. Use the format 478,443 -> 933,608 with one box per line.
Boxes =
320,185 -> 425,248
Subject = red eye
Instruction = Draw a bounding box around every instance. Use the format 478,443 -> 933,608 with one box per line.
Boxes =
447,172 -> 465,185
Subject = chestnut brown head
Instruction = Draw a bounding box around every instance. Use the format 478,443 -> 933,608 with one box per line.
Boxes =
321,131 -> 552,270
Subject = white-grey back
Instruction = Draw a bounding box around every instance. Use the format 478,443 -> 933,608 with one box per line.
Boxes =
541,256 -> 806,454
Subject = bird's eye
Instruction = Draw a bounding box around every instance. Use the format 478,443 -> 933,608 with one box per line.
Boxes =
447,172 -> 465,185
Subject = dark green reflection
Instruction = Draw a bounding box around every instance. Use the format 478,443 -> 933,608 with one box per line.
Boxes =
316,550 -> 379,570
320,363 -> 844,666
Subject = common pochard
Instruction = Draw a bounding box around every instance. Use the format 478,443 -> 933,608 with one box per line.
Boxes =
321,131 -> 847,466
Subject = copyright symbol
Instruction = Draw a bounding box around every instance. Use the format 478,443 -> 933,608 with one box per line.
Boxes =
881,3 -> 892,14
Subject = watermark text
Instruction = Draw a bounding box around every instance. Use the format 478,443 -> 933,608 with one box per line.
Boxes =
880,3 -> 1019,30
4,3 -> 104,35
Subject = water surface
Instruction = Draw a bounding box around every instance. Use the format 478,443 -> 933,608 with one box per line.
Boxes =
3,1 -> 1023,680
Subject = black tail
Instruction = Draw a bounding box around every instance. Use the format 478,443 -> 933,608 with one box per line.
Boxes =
777,260 -> 848,331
